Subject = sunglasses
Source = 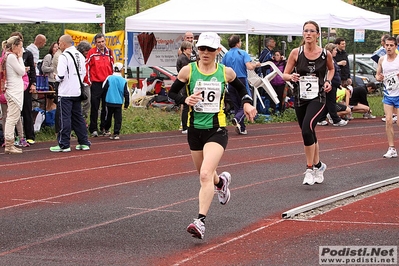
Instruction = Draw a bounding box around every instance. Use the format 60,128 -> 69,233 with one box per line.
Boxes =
197,46 -> 217,52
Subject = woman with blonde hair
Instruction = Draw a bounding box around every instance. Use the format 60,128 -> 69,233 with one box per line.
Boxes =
2,36 -> 26,154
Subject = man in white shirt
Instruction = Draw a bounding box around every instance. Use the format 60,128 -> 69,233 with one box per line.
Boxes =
26,34 -> 46,66
49,34 -> 90,152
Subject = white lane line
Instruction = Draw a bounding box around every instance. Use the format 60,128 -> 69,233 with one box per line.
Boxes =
0,197 -> 196,257
173,219 -> 285,266
0,151 -> 388,211
0,138 -> 387,185
126,207 -> 181,213
11,199 -> 61,204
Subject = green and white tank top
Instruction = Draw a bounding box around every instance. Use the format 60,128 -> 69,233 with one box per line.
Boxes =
187,62 -> 227,129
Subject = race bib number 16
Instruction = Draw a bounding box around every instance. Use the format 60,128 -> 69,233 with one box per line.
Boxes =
193,81 -> 222,113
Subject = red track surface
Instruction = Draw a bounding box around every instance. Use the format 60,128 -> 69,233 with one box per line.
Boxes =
0,119 -> 398,265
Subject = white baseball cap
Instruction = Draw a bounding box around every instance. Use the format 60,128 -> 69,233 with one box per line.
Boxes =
114,62 -> 123,72
196,32 -> 221,49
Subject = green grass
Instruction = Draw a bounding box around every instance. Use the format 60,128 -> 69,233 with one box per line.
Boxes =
35,96 -> 384,142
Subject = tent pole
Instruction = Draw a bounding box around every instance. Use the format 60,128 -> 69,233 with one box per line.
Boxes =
245,33 -> 249,53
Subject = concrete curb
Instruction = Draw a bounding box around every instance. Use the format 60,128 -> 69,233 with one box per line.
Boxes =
282,176 -> 399,219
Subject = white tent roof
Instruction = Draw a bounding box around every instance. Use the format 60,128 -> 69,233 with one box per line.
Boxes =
0,0 -> 105,24
125,0 -> 390,34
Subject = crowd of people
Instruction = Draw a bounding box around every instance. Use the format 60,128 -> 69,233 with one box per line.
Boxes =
0,32 -> 129,154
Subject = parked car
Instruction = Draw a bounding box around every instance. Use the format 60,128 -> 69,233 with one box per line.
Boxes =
346,57 -> 381,89
127,66 -> 177,92
348,53 -> 377,68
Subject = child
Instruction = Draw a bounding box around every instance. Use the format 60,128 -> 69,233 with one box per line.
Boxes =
102,62 -> 130,140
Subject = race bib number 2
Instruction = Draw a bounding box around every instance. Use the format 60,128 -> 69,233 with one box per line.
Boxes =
384,72 -> 399,91
299,76 -> 319,99
193,81 -> 222,113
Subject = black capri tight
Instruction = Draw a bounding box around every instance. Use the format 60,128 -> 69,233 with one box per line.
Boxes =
295,99 -> 325,146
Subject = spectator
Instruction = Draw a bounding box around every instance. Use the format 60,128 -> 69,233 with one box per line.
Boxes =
10,32 -> 36,145
85,33 -> 114,137
348,82 -> 376,119
257,37 -> 275,77
50,34 -> 90,153
176,41 -> 194,134
318,43 -> 347,126
26,34 -> 47,67
41,42 -> 58,90
176,41 -> 193,72
283,20 -> 334,185
222,34 -> 260,135
331,86 -> 352,121
178,32 -> 197,134
168,32 -> 257,239
270,50 -> 287,113
76,41 -> 92,120
102,62 -> 129,140
178,32 -> 197,62
375,36 -> 399,158
334,37 -> 351,87
2,36 -> 25,154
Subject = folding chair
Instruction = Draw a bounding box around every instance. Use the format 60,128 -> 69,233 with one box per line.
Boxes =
247,61 -> 293,109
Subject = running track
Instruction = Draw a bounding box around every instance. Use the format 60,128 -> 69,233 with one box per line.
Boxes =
0,119 -> 398,265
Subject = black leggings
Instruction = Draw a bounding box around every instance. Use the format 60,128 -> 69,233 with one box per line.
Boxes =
295,99 -> 325,146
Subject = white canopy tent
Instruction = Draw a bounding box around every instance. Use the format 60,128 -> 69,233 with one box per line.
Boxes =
126,0 -> 390,35
0,0 -> 105,26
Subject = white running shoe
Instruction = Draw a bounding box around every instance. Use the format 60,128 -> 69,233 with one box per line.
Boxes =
326,113 -> 333,124
382,115 -> 397,122
383,148 -> 398,158
217,172 -> 231,205
333,119 -> 348,127
303,168 -> 315,185
314,162 -> 326,184
363,112 -> 376,119
317,120 -> 328,126
187,218 -> 205,239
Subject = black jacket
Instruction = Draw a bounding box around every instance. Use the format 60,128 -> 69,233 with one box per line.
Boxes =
23,49 -> 36,86
335,49 -> 350,80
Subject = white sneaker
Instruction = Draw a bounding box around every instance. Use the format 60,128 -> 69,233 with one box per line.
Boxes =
333,119 -> 348,127
217,172 -> 231,205
326,113 -> 333,124
317,120 -> 328,126
314,162 -> 326,184
187,218 -> 205,239
363,112 -> 376,119
383,148 -> 398,158
303,168 -> 315,185
382,115 -> 397,122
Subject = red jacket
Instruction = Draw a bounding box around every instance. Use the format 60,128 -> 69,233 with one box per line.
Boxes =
85,47 -> 114,85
